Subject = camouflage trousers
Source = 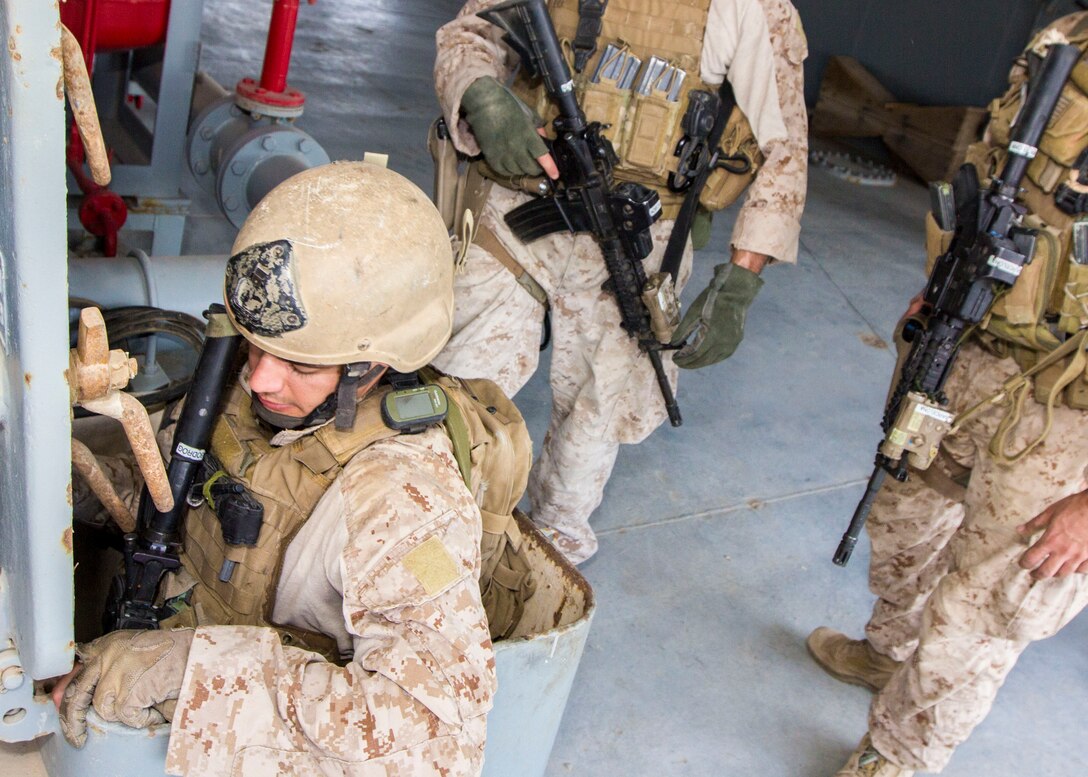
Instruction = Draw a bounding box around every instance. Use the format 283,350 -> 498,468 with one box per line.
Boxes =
71,450 -> 144,528
432,185 -> 693,564
862,342 -> 1088,772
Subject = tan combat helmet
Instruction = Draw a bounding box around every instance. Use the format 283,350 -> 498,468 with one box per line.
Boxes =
224,161 -> 454,429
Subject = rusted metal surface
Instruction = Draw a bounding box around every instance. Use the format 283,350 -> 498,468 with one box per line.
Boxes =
69,308 -> 174,513
59,24 -> 109,186
71,438 -> 136,533
1,0 -> 77,691
77,388 -> 174,515
67,307 -> 136,405
116,392 -> 172,513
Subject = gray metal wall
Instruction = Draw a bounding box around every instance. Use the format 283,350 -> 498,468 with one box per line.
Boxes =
0,0 -> 76,682
792,0 -> 1055,107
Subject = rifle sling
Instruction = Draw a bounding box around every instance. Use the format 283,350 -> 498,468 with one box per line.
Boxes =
474,222 -> 550,308
916,450 -> 971,502
660,79 -> 738,282
573,1 -> 608,73
951,329 -> 1088,465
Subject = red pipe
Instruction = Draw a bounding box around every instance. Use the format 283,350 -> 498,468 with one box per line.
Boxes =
67,123 -> 127,257
60,0 -> 172,255
60,0 -> 99,72
236,0 -> 314,111
259,0 -> 301,94
59,0 -> 171,67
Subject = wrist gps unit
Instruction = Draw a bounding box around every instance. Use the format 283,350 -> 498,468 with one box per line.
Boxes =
381,383 -> 449,433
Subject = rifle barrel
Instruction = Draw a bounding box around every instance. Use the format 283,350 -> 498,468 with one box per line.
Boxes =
649,349 -> 682,426
834,465 -> 887,566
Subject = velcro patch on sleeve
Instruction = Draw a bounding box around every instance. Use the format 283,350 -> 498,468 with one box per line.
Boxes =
402,535 -> 460,596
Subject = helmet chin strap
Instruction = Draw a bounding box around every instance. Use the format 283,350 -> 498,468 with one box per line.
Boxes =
252,390 -> 337,431
335,362 -> 384,430
252,361 -> 385,432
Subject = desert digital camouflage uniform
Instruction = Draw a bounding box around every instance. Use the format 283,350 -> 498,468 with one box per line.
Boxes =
71,452 -> 145,529
156,410 -> 495,775
432,0 -> 808,562
859,342 -> 1088,772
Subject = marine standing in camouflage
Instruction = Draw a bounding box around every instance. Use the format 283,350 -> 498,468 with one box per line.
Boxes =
818,14 -> 1088,774
861,343 -> 1088,772
433,0 -> 809,562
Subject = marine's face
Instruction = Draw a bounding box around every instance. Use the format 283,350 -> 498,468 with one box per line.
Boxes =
246,344 -> 340,418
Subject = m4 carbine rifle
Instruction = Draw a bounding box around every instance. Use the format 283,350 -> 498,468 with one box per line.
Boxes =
833,43 -> 1082,566
478,0 -> 682,426
105,305 -> 242,630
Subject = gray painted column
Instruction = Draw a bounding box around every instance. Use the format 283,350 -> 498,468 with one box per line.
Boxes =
0,0 -> 75,735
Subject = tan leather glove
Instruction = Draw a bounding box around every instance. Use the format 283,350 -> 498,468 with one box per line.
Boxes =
60,628 -> 193,748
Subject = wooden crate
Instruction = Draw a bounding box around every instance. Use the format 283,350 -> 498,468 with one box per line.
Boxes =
812,56 -> 987,183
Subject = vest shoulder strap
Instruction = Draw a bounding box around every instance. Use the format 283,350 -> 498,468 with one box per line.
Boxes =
313,386 -> 400,468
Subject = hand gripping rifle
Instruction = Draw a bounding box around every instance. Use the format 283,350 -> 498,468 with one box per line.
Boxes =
478,0 -> 682,426
833,43 -> 1081,567
105,305 -> 242,629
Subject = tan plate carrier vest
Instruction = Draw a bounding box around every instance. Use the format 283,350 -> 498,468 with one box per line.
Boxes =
510,0 -> 763,219
173,370 -> 535,662
927,15 -> 1088,411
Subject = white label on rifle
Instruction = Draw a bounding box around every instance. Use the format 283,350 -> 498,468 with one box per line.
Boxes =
175,442 -> 205,462
1008,141 -> 1037,159
916,404 -> 955,424
559,79 -> 574,94
649,199 -> 662,217
988,254 -> 1023,277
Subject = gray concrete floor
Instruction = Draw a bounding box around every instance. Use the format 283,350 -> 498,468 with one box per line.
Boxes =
32,1 -> 1088,775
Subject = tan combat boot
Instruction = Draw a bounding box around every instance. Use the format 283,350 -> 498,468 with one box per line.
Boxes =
807,627 -> 902,691
836,734 -> 914,776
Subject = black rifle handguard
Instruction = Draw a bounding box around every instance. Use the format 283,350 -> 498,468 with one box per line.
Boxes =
105,305 -> 242,629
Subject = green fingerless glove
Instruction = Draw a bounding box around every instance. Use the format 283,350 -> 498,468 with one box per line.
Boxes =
690,207 -> 713,251
461,76 -> 549,178
670,263 -> 764,369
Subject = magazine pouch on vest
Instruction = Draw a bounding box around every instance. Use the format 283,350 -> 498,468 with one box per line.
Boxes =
578,44 -> 629,149
511,0 -> 762,219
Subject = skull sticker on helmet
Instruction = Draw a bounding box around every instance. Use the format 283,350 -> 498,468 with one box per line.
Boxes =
225,239 -> 307,337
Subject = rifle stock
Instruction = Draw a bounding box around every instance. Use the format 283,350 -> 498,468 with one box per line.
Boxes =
833,43 -> 1081,567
